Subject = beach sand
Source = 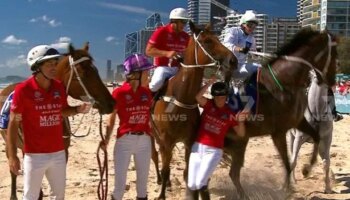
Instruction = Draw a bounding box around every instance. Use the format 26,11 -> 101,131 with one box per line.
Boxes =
0,95 -> 349,200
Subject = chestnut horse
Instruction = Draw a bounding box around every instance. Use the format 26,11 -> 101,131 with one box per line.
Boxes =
0,43 -> 115,200
224,28 -> 337,199
152,21 -> 237,200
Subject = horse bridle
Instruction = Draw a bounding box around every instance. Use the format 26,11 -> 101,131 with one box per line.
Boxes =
283,34 -> 336,83
250,33 -> 337,89
162,31 -> 223,109
66,55 -> 96,104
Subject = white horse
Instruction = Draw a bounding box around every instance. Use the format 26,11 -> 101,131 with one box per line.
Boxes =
289,73 -> 334,194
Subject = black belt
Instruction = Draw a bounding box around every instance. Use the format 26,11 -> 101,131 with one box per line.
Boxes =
125,131 -> 146,135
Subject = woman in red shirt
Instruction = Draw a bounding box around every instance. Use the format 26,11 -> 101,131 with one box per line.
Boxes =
101,54 -> 154,200
187,81 -> 246,200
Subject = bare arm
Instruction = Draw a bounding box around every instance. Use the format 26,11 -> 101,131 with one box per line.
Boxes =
196,79 -> 216,107
233,121 -> 245,137
145,43 -> 176,58
7,111 -> 21,175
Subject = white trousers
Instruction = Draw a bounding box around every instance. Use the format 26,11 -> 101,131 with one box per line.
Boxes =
187,142 -> 223,190
232,62 -> 261,80
23,150 -> 66,200
149,66 -> 178,92
112,134 -> 152,200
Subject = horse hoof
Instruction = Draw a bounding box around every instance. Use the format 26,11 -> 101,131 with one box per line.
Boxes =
325,188 -> 333,194
302,164 -> 311,177
10,197 -> 18,200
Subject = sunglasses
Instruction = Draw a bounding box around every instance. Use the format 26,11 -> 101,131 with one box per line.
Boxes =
246,22 -> 258,29
177,20 -> 188,24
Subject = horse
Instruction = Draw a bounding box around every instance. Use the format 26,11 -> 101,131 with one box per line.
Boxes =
151,21 -> 237,200
0,43 -> 115,200
289,72 -> 334,194
223,28 -> 338,199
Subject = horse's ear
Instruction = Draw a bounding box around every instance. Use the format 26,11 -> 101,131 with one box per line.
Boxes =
189,20 -> 200,35
68,44 -> 75,54
83,42 -> 89,52
204,23 -> 212,32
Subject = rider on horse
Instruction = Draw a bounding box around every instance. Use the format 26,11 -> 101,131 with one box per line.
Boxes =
146,8 -> 190,94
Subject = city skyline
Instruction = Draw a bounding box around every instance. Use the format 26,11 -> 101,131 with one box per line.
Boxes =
0,0 -> 297,78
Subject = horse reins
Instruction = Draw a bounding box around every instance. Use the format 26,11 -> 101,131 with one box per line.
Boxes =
63,56 -> 109,200
249,33 -> 337,91
162,31 -> 224,109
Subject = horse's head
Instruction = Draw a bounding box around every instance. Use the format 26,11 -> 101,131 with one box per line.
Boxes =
273,28 -> 337,87
187,21 -> 237,82
56,43 -> 115,114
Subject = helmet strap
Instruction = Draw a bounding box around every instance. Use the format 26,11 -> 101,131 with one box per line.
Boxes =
37,66 -> 52,81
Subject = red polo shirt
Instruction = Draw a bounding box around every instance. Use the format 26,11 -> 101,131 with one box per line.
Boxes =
112,82 -> 152,138
11,76 -> 68,153
196,100 -> 238,148
148,23 -> 189,67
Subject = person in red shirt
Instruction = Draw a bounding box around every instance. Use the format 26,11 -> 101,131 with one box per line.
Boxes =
101,54 -> 154,200
7,45 -> 90,200
146,7 -> 190,93
187,81 -> 246,200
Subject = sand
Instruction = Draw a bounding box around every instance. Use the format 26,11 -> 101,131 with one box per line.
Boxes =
0,96 -> 349,200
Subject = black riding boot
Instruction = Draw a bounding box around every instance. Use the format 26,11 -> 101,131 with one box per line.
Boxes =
136,196 -> 148,200
328,88 -> 343,122
185,188 -> 199,200
199,186 -> 210,200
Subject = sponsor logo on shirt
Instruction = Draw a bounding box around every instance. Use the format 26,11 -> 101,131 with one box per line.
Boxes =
34,91 -> 44,102
53,91 -> 61,99
140,93 -> 148,102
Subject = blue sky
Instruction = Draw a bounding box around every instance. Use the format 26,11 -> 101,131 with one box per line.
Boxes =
0,0 -> 297,78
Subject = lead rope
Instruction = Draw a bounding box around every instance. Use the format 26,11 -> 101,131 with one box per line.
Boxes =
97,114 -> 108,200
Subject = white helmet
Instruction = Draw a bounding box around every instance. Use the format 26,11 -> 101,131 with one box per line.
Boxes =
240,10 -> 259,25
27,45 -> 61,70
169,8 -> 189,20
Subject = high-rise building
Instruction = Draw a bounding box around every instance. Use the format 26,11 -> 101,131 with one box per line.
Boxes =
106,59 -> 113,81
124,13 -> 163,58
265,18 -> 301,53
188,0 -> 231,31
298,0 -> 350,37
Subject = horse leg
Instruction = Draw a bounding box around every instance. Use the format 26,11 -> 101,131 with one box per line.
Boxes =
289,129 -> 308,183
157,144 -> 173,200
151,137 -> 162,185
271,133 -> 291,191
318,127 -> 333,194
297,117 -> 319,177
228,138 -> 249,200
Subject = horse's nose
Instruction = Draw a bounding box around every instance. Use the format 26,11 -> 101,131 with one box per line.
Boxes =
229,56 -> 238,70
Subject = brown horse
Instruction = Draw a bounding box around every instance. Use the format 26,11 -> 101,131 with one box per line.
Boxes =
152,21 -> 237,200
224,28 -> 337,199
0,43 -> 115,200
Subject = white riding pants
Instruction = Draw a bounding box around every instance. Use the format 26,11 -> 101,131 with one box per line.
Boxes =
149,66 -> 178,92
112,134 -> 152,200
187,142 -> 223,190
232,62 -> 261,80
23,150 -> 66,200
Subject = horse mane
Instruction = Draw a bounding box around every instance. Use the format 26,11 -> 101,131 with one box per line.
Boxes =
265,28 -> 321,65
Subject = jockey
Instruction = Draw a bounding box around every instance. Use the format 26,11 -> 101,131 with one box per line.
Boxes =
187,80 -> 247,200
146,7 -> 190,93
101,54 -> 154,200
7,45 -> 89,200
223,10 -> 261,81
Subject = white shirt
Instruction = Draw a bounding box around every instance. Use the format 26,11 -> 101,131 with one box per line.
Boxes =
223,27 -> 257,64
